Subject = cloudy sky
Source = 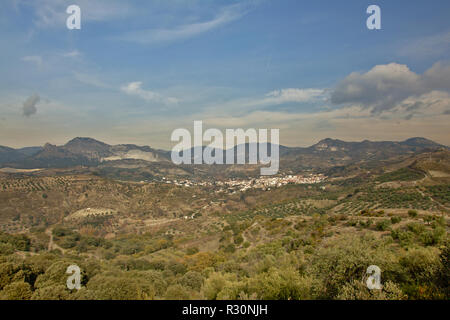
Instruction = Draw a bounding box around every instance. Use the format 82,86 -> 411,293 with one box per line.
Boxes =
1,0 -> 449,149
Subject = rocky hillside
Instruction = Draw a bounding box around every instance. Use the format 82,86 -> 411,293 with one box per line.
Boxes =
0,137 -> 447,174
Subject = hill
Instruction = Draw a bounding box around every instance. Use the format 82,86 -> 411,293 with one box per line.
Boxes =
0,138 -> 170,169
0,137 -> 447,181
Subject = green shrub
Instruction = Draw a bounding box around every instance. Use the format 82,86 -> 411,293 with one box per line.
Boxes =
337,280 -> 406,300
376,220 -> 391,231
180,271 -> 204,291
186,247 -> 199,255
0,233 -> 31,251
202,272 -> 236,300
407,222 -> 426,235
246,267 -> 315,300
408,210 -> 418,218
224,244 -> 236,253
31,285 -> 70,300
164,284 -> 190,300
390,216 -> 402,224
399,247 -> 442,299
420,227 -> 445,246
0,281 -> 33,300
234,235 -> 244,245
84,276 -> 155,300
308,235 -> 399,299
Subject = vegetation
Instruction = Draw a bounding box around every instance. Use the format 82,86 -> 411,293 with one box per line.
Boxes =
376,168 -> 425,183
0,151 -> 448,300
0,203 -> 447,300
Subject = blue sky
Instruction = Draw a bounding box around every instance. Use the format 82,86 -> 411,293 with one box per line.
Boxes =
1,0 -> 449,148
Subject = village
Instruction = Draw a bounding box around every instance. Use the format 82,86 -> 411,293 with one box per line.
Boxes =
161,174 -> 326,193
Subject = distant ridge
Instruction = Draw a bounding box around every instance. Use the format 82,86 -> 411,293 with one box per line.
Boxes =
0,137 -> 447,169
0,137 -> 170,169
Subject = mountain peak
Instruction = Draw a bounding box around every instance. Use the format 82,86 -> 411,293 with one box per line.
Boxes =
316,138 -> 347,145
43,143 -> 58,151
65,137 -> 109,147
402,137 -> 445,148
63,137 -> 111,160
311,138 -> 347,152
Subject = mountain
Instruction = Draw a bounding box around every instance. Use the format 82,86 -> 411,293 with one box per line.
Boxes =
0,146 -> 24,164
0,138 -> 171,169
306,137 -> 445,154
107,144 -> 169,162
281,137 -> 447,168
16,146 -> 43,157
0,137 -> 447,171
15,143 -> 94,168
64,137 -> 111,160
401,137 -> 447,149
0,145 -> 42,164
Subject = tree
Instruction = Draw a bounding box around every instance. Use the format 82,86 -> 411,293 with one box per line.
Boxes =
408,210 -> 418,218
0,281 -> 32,300
436,242 -> 450,299
85,275 -> 155,300
31,285 -> 70,300
337,280 -> 406,300
246,267 -> 315,300
164,284 -> 190,300
399,247 -> 442,299
180,271 -> 204,291
202,272 -> 236,300
0,262 -> 23,290
34,261 -> 85,290
308,235 -> 401,299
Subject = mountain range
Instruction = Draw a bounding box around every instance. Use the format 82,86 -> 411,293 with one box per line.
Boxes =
0,138 -> 169,168
0,137 -> 447,171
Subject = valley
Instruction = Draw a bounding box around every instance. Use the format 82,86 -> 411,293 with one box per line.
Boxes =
0,137 -> 448,300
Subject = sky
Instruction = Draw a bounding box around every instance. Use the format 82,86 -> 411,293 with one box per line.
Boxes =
0,0 -> 449,149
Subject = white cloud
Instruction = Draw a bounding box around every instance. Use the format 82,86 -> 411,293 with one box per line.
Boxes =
389,90 -> 450,120
201,87 -> 327,117
74,72 -> 110,89
121,82 -> 179,105
331,62 -> 450,113
22,55 -> 42,67
114,3 -> 248,45
423,61 -> 450,91
195,99 -> 450,147
399,31 -> 450,59
14,0 -> 134,28
264,88 -> 326,104
63,50 -> 81,58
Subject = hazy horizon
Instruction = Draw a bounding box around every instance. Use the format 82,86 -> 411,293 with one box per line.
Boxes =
2,135 -> 449,151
